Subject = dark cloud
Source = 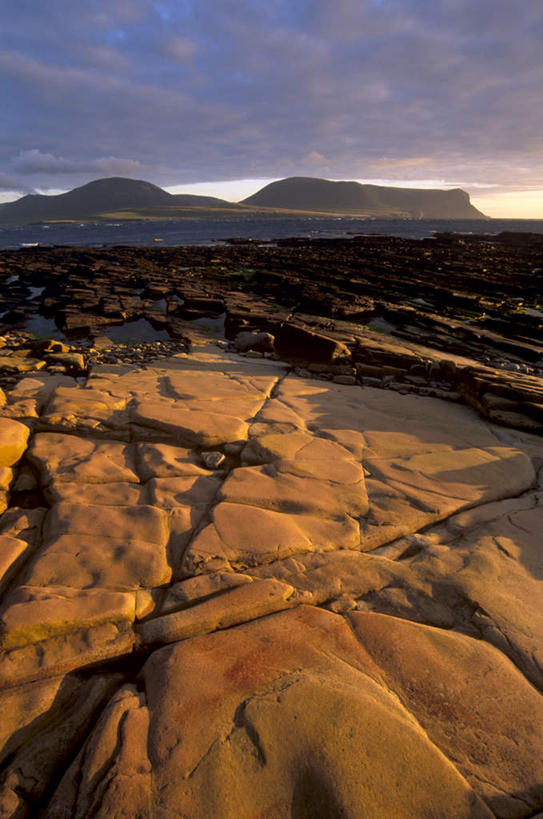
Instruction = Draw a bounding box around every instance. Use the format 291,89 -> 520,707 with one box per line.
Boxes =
0,173 -> 34,193
12,150 -> 146,176
1,0 -> 542,199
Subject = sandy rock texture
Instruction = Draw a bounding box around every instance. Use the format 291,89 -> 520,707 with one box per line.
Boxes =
0,343 -> 541,818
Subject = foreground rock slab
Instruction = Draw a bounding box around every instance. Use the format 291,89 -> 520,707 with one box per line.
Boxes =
0,345 -> 541,817
47,608 -> 542,818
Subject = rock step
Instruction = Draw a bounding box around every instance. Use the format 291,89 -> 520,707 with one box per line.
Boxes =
137,578 -> 295,647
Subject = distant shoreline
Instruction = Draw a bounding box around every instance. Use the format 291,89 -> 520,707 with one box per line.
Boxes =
0,175 -> 488,226
1,214 -> 543,252
0,204 -> 492,228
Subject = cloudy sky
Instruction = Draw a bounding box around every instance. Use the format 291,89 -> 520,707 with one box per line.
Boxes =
2,0 -> 543,216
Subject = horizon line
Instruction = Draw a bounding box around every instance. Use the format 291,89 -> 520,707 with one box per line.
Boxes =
1,175 -> 543,218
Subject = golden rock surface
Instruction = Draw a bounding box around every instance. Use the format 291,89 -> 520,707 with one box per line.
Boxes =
0,345 -> 541,817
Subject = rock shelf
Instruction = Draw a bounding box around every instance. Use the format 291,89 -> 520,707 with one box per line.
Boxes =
0,232 -> 541,432
0,234 -> 541,817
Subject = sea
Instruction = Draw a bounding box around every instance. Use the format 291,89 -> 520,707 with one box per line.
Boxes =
1,216 -> 543,249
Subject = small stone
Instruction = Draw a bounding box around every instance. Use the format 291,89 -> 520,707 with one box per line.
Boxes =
201,451 -> 226,470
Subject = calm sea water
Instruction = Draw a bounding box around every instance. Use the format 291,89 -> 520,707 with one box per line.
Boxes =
1,216 -> 543,249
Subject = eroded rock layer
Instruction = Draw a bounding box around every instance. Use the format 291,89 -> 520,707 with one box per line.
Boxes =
0,342 -> 541,818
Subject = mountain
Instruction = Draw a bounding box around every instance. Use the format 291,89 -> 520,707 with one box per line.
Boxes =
0,175 -> 488,225
243,176 -> 487,219
0,177 -> 238,225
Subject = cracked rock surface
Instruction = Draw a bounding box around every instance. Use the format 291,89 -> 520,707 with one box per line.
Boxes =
0,341 -> 542,818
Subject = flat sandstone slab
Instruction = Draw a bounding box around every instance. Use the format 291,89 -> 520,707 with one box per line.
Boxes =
48,606 -> 543,819
0,349 -> 542,817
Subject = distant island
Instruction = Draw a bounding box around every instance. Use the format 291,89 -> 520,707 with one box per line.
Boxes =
0,176 -> 487,225
243,177 -> 487,219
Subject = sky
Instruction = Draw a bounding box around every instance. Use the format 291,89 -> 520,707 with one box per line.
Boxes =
1,0 -> 543,217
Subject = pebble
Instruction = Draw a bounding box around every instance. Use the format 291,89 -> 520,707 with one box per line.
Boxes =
201,451 -> 226,470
